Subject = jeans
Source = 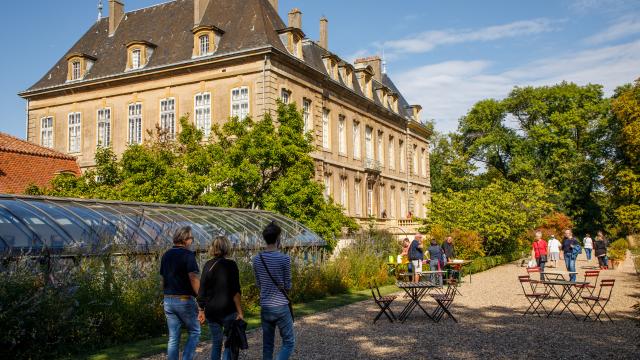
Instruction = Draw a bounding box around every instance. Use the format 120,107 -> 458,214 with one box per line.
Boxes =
261,305 -> 295,360
585,248 -> 592,260
429,260 -> 442,286
536,258 -> 546,281
564,253 -> 576,282
164,296 -> 201,360
209,312 -> 237,360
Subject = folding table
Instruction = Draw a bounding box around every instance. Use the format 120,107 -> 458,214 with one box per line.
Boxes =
541,280 -> 589,319
396,281 -> 438,322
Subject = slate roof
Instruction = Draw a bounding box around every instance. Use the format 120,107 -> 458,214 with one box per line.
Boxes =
22,0 -> 415,120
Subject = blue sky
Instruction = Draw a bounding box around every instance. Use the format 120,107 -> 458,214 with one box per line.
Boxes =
1,0 -> 639,138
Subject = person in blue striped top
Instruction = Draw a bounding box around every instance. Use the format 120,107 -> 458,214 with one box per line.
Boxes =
253,222 -> 295,360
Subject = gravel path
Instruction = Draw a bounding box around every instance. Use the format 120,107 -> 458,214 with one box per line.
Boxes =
147,253 -> 640,359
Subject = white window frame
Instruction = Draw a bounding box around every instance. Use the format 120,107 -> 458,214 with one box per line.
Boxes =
199,34 -> 210,56
128,103 -> 143,145
365,126 -> 373,161
131,49 -> 141,69
413,144 -> 419,175
303,99 -> 312,133
231,87 -> 250,119
280,89 -> 290,105
390,187 -> 396,218
67,112 -> 81,153
377,130 -> 384,167
421,148 -> 427,177
353,120 -> 361,159
160,98 -> 176,139
399,140 -> 406,172
388,135 -> 395,170
340,177 -> 348,210
40,117 -> 54,149
71,61 -> 81,80
400,188 -> 407,218
195,92 -> 212,137
355,180 -> 362,216
322,108 -> 330,150
324,174 -> 331,200
367,182 -> 374,217
97,108 -> 111,148
338,115 -> 346,155
379,185 -> 385,218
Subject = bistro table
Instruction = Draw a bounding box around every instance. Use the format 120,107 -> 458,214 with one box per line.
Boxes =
447,260 -> 473,283
541,271 -> 578,281
542,280 -> 589,319
396,281 -> 439,322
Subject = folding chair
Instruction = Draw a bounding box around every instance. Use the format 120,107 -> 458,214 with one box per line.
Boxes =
582,279 -> 615,323
370,281 -> 397,323
430,279 -> 458,323
526,267 -> 543,292
518,275 -> 549,317
576,270 -> 600,296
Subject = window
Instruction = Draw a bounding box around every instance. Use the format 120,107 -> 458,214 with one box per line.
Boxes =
414,191 -> 420,217
303,99 -> 311,133
355,180 -> 362,216
128,103 -> 143,144
199,34 -> 210,55
400,188 -> 407,218
71,61 -> 81,80
160,98 -> 176,139
367,182 -> 374,217
353,120 -> 361,159
97,108 -> 111,147
40,117 -> 53,148
388,136 -> 395,170
338,115 -> 346,154
379,185 -> 385,218
322,108 -> 330,150
413,144 -> 418,175
340,177 -> 347,210
377,130 -> 384,167
280,89 -> 290,105
421,148 -> 427,177
390,187 -> 396,218
195,93 -> 212,137
324,174 -> 331,200
399,140 -> 405,172
68,112 -> 81,153
131,49 -> 141,69
231,87 -> 249,119
365,126 -> 373,161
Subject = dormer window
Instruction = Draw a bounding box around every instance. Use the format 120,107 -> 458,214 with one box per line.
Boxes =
322,54 -> 340,80
339,63 -> 353,89
278,28 -> 305,59
192,25 -> 224,58
355,65 -> 374,99
126,41 -> 156,71
66,52 -> 96,81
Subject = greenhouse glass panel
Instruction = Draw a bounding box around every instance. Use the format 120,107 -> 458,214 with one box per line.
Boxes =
0,208 -> 34,250
0,200 -> 68,249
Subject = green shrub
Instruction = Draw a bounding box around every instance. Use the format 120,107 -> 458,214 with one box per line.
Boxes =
608,238 -> 629,261
462,251 -> 522,276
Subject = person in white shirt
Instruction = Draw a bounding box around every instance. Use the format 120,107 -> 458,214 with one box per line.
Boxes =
583,234 -> 593,261
547,235 -> 561,268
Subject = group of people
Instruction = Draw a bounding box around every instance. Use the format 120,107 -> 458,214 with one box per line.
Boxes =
531,229 -> 610,281
159,222 -> 294,360
401,233 -> 456,285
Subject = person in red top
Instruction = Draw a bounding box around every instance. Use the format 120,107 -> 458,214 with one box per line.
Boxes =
532,230 -> 548,280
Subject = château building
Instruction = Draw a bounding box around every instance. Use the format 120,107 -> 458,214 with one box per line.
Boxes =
19,0 -> 431,230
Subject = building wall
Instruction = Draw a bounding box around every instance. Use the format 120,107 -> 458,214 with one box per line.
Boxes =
25,55 -> 430,220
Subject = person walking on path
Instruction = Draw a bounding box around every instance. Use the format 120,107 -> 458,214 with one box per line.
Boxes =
583,233 -> 593,261
562,229 -> 579,282
408,234 -> 425,283
532,231 -> 548,280
594,231 -> 609,270
253,222 -> 295,360
160,226 -> 201,360
197,236 -> 245,360
547,235 -> 561,268
428,239 -> 444,286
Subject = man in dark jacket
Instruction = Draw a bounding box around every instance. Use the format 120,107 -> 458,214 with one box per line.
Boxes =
408,233 -> 425,282
562,229 -> 579,282
442,236 -> 456,260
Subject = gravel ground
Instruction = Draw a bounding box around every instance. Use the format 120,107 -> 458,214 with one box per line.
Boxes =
146,253 -> 640,360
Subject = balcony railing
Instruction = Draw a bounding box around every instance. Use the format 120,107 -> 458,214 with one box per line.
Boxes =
364,158 -> 382,173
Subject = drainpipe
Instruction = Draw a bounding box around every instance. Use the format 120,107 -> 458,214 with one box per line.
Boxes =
405,121 -> 410,220
25,99 -> 29,140
263,54 -> 268,116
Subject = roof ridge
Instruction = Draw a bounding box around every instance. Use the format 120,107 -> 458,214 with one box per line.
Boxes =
124,0 -> 178,15
0,132 -> 78,161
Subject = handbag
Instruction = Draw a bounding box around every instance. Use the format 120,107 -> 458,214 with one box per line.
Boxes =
538,255 -> 547,263
259,254 -> 294,322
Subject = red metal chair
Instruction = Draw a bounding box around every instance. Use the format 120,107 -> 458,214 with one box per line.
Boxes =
525,267 -> 543,292
370,281 -> 397,323
430,279 -> 458,322
576,270 -> 600,296
582,279 -> 615,323
518,275 -> 549,317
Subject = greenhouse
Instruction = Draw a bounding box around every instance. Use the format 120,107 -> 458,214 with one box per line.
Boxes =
0,194 -> 325,255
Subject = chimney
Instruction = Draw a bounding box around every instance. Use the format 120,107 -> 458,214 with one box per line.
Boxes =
108,0 -> 124,36
354,56 -> 382,82
268,0 -> 278,12
409,105 -> 422,121
319,16 -> 328,49
288,8 -> 302,29
194,0 -> 210,26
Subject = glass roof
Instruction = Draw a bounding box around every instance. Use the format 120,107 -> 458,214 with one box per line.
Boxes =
0,195 -> 325,255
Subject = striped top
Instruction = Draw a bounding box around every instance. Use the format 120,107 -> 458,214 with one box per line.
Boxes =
253,250 -> 292,307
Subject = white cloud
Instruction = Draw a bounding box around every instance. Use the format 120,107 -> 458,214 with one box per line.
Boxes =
393,40 -> 640,134
585,15 -> 640,44
382,19 -> 557,55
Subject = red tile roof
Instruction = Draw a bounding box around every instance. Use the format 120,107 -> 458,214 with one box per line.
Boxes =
0,132 -> 80,193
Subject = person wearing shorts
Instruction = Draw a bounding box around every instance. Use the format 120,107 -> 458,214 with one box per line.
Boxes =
547,235 -> 561,268
408,233 -> 424,282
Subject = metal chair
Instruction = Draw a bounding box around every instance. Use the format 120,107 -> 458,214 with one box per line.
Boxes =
369,281 -> 397,323
518,275 -> 549,317
525,267 -> 543,292
582,279 -> 615,323
576,270 -> 600,296
430,279 -> 458,322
